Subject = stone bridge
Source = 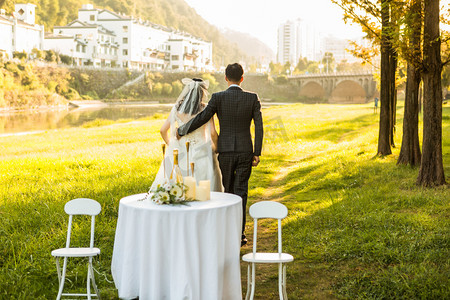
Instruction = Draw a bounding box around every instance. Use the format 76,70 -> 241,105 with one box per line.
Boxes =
288,72 -> 378,104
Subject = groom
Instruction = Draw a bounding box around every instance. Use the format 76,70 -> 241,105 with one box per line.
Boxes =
177,63 -> 263,246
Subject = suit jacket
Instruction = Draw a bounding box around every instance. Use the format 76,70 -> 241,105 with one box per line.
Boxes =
178,86 -> 263,156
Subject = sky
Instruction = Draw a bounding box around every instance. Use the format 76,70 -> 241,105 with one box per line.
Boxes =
184,0 -> 365,53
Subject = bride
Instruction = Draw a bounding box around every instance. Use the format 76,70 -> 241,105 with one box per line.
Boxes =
151,78 -> 223,192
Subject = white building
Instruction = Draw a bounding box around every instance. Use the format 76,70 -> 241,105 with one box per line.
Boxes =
0,4 -> 44,59
0,14 -> 13,59
277,20 -> 300,65
323,36 -> 357,63
45,4 -> 213,71
48,20 -> 118,67
167,37 -> 212,71
277,19 -> 323,65
298,21 -> 323,62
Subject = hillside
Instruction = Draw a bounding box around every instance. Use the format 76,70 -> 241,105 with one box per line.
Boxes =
0,0 -> 248,67
222,28 -> 275,65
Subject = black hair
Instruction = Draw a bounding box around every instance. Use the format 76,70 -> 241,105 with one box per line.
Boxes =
225,63 -> 244,82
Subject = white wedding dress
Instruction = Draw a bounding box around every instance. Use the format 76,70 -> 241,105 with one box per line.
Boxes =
151,106 -> 223,192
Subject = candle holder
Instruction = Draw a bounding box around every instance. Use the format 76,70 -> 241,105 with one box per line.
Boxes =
162,143 -> 166,180
186,141 -> 190,176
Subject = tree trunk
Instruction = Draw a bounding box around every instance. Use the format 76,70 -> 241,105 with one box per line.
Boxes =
397,0 -> 422,167
419,83 -> 423,113
390,48 -> 397,148
398,62 -> 422,166
378,0 -> 393,155
417,0 -> 446,186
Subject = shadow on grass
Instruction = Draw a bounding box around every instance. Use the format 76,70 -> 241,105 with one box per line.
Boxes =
295,114 -> 378,143
0,158 -> 157,298
271,157 -> 450,299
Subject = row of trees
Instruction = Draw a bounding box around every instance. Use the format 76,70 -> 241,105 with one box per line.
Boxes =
266,53 -> 372,76
332,0 -> 448,186
11,49 -> 73,65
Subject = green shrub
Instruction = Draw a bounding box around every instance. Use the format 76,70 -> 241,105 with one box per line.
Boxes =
146,71 -> 155,81
60,54 -> 72,65
17,63 -> 26,71
0,89 -> 5,107
64,88 -> 80,100
44,50 -> 57,62
153,82 -> 163,95
5,62 -> 20,77
86,90 -> 99,99
275,75 -> 288,84
31,48 -> 44,60
171,80 -> 183,96
21,72 -> 36,87
82,118 -> 115,128
201,73 -> 219,92
47,81 -> 57,92
162,82 -> 173,95
13,51 -> 27,60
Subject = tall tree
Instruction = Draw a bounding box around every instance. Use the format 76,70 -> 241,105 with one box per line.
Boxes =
416,0 -> 446,186
378,0 -> 394,155
331,0 -> 398,155
397,0 -> 422,166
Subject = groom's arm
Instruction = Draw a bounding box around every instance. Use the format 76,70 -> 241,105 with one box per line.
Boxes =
177,95 -> 218,137
252,96 -> 263,157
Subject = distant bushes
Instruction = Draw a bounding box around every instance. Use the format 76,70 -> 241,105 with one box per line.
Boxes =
0,63 -> 308,109
0,61 -> 70,108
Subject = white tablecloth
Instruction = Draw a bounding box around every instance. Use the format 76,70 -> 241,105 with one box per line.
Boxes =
111,192 -> 243,300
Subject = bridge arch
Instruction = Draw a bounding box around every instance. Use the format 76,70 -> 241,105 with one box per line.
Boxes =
329,80 -> 366,104
298,81 -> 326,101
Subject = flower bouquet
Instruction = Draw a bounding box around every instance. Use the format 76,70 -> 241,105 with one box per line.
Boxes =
145,181 -> 193,205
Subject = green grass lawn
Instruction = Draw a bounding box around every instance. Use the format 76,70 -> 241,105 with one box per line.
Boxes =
0,103 -> 448,299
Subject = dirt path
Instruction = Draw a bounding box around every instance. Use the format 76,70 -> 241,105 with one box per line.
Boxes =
240,156 -> 338,299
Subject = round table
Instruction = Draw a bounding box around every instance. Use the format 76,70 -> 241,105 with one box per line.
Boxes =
111,192 -> 243,300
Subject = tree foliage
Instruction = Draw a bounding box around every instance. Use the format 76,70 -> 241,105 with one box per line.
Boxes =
332,0 -> 447,185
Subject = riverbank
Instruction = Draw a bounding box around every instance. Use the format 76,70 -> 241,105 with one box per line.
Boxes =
1,100 -> 288,117
0,104 -> 69,115
1,61 -> 316,112
0,103 -> 448,298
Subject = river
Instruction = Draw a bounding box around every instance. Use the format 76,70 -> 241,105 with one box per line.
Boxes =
0,102 -> 286,136
0,104 -> 173,136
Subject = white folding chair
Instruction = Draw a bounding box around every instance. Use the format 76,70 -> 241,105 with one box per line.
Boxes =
242,201 -> 294,300
51,198 -> 101,300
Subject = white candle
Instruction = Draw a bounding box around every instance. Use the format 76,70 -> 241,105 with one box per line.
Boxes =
184,176 -> 196,200
198,180 -> 210,200
196,186 -> 208,201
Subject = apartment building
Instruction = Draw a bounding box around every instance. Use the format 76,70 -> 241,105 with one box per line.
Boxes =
0,3 -> 44,59
45,4 -> 213,71
48,20 -> 119,67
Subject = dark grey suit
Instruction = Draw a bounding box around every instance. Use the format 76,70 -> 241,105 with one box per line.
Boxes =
178,85 -> 263,234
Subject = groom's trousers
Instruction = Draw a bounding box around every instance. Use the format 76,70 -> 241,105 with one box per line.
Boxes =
218,152 -> 253,235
